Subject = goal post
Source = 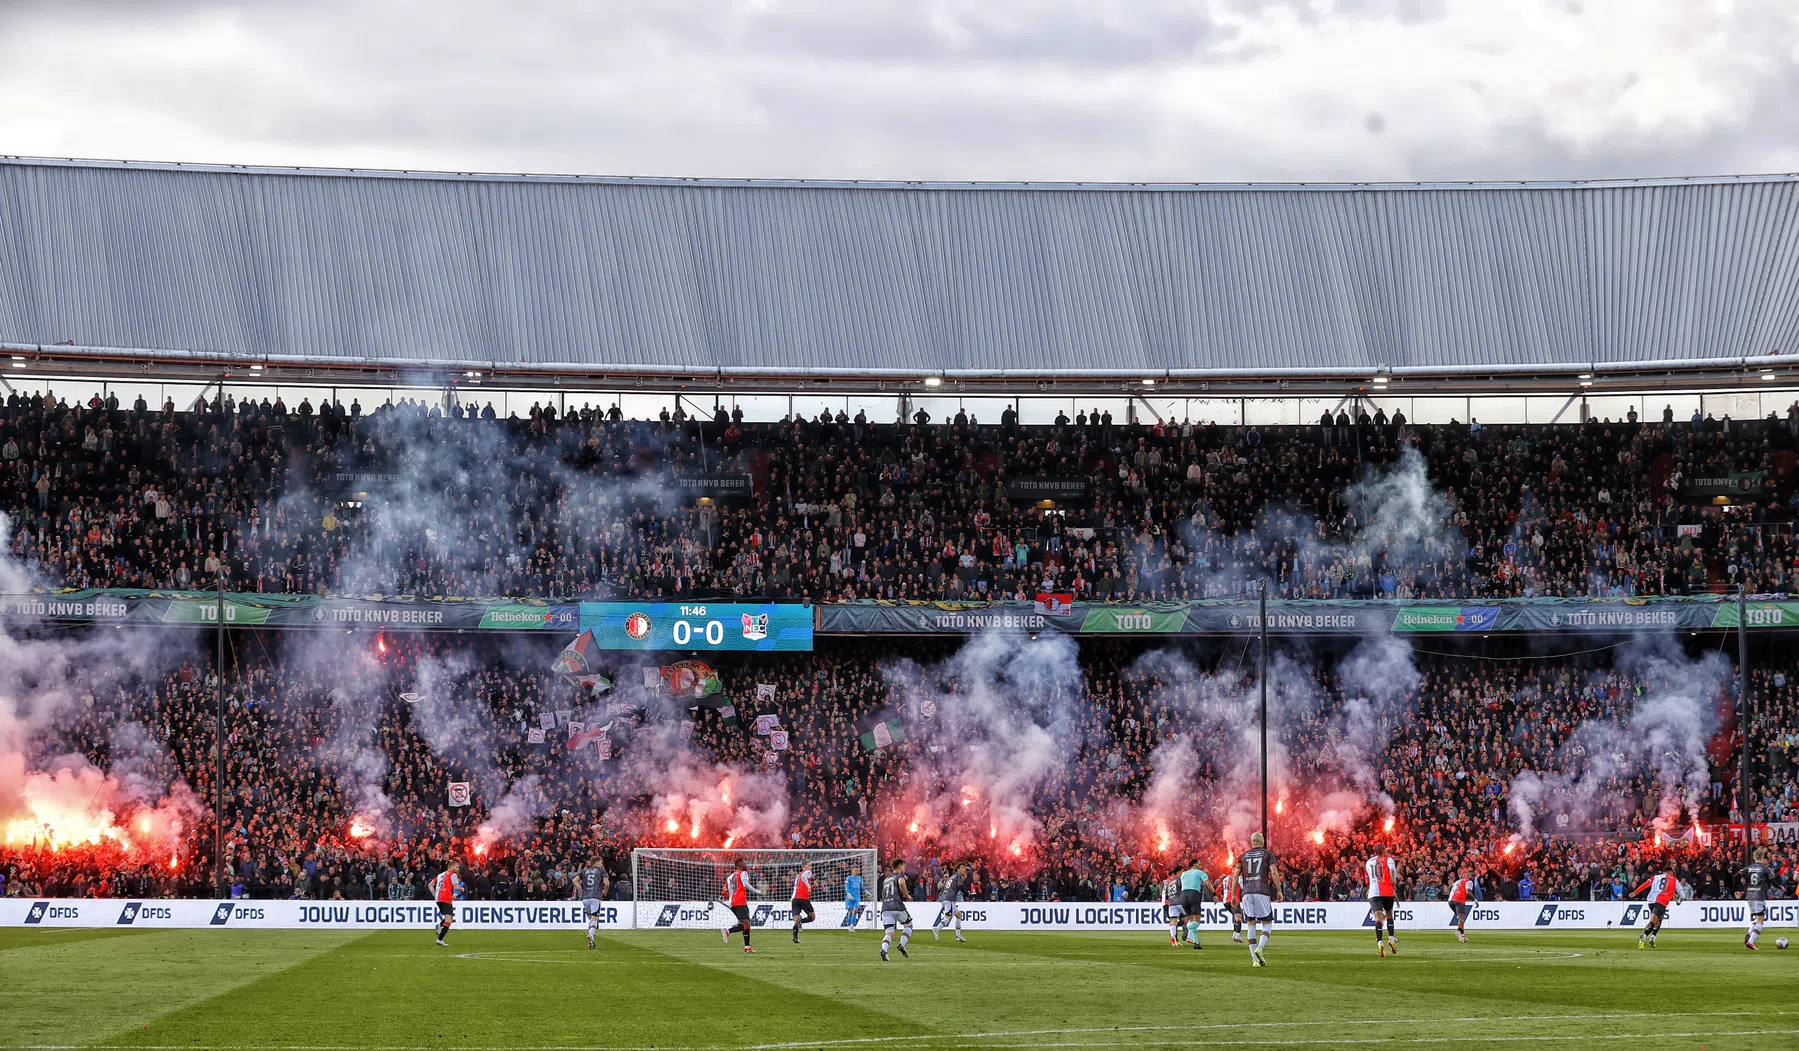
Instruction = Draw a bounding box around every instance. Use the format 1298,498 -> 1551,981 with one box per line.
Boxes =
631,848 -> 878,931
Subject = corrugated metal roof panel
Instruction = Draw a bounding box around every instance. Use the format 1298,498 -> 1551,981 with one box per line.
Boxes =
3,157 -> 1799,373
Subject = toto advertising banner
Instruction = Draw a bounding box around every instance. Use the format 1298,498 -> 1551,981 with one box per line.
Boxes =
7,591 -> 1799,637
817,597 -> 1788,637
4,898 -> 1788,931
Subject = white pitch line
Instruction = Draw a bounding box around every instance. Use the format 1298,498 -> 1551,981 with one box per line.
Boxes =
3,1010 -> 1784,1051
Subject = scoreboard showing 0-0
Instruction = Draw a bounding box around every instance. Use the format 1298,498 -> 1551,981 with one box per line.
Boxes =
578,602 -> 813,651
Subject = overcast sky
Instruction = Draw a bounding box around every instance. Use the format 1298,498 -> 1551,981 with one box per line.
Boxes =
1,0 -> 1795,183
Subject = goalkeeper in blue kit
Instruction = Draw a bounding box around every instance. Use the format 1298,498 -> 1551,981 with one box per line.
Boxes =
843,865 -> 865,930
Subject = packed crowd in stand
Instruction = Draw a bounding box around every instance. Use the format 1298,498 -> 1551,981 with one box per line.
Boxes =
6,390 -> 1799,603
2,633 -> 1794,906
2,393 -> 1796,907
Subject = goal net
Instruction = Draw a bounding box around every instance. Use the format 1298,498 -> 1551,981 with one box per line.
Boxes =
631,848 -> 878,931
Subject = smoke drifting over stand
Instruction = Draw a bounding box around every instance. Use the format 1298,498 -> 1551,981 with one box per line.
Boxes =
0,514 -> 204,864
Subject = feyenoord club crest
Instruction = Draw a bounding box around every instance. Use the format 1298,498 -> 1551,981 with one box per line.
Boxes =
740,612 -> 769,641
624,612 -> 652,640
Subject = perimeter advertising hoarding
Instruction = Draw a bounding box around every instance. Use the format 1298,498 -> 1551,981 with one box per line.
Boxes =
3,898 -> 1783,931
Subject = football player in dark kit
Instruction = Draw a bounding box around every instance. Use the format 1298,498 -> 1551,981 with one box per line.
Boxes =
1234,832 -> 1281,968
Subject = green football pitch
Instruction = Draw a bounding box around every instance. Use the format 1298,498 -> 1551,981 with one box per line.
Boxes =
2,927 -> 1793,1051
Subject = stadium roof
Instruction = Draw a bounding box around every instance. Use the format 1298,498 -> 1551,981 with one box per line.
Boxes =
4,156 -> 1799,390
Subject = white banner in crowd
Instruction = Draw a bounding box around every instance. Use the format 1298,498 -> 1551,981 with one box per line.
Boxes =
1,898 -> 1790,931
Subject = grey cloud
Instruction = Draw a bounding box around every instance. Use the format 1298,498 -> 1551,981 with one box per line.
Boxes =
1,0 -> 1796,183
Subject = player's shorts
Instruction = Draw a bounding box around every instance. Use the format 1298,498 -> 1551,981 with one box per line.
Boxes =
1749,899 -> 1767,919
1178,889 -> 1206,915
1163,901 -> 1183,923
1241,894 -> 1273,922
1648,902 -> 1667,921
1369,895 -> 1396,914
582,898 -> 603,916
730,904 -> 752,928
436,902 -> 455,920
880,909 -> 913,930
791,898 -> 815,920
1225,900 -> 1242,916
844,899 -> 861,914
1448,901 -> 1470,924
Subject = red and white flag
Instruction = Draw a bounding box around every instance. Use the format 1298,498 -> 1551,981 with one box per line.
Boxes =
1034,592 -> 1075,616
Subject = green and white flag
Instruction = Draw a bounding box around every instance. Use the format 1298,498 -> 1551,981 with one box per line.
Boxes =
855,709 -> 907,751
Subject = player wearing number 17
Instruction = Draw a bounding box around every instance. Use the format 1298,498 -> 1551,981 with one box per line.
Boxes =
1235,833 -> 1279,968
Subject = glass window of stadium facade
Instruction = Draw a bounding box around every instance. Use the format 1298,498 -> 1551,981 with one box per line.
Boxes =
5,371 -> 1798,426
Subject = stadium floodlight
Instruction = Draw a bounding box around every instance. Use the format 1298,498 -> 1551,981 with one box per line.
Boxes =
1141,378 -> 1156,386
1578,372 -> 1593,380
250,364 -> 263,371
1372,375 -> 1388,388
1762,369 -> 1777,380
923,376 -> 943,387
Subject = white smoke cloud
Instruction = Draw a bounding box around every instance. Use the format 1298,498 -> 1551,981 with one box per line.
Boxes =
881,630 -> 1086,862
1508,637 -> 1730,839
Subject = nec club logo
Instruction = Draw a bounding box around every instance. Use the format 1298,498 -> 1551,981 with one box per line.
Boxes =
654,904 -> 681,928
624,613 -> 652,641
740,613 -> 769,641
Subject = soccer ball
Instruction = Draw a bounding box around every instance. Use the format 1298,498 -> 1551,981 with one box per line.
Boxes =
1778,937 -> 1791,950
